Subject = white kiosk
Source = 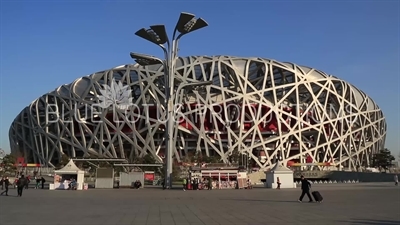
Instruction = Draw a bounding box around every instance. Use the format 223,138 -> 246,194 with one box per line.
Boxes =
265,162 -> 296,189
51,159 -> 85,190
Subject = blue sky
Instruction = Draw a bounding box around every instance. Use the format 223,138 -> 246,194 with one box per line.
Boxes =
0,1 -> 399,156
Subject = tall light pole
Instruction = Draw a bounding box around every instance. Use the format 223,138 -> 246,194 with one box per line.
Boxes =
131,12 -> 208,189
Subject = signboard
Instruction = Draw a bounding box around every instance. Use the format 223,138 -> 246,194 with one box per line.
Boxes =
144,173 -> 155,181
287,161 -> 332,167
293,171 -> 330,178
237,178 -> 247,189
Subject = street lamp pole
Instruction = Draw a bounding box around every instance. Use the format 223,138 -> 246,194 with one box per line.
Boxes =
131,12 -> 208,189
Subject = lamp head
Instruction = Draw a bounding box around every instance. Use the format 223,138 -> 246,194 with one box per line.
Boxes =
175,12 -> 208,34
130,52 -> 163,66
149,25 -> 168,44
185,18 -> 208,33
175,12 -> 195,33
135,25 -> 168,45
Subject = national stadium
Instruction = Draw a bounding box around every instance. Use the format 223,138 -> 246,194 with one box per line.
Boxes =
9,56 -> 386,170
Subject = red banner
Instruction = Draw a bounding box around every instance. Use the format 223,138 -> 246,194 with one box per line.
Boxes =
144,173 -> 154,181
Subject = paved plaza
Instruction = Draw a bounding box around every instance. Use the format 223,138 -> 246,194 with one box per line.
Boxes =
0,183 -> 399,225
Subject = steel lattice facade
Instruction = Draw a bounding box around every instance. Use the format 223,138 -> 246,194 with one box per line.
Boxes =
9,56 -> 386,170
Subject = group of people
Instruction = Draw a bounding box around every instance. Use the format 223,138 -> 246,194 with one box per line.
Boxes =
182,177 -> 213,191
181,177 -> 253,191
0,175 -> 27,197
22,176 -> 46,189
0,175 -> 46,197
67,178 -> 77,190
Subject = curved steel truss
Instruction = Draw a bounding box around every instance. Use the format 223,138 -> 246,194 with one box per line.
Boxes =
9,56 -> 386,170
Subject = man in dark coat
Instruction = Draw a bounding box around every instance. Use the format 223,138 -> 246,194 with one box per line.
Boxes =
298,175 -> 313,202
0,177 -> 10,196
16,175 -> 27,197
41,177 -> 46,189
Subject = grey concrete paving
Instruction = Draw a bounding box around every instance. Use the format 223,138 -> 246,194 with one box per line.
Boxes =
0,183 -> 399,225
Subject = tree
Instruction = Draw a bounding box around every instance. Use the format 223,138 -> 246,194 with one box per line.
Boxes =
202,155 -> 220,163
126,153 -> 160,173
0,153 -> 17,175
55,154 -> 70,169
138,154 -> 160,172
229,150 -> 241,164
189,152 -> 198,161
159,163 -> 182,180
191,152 -> 220,164
371,148 -> 395,171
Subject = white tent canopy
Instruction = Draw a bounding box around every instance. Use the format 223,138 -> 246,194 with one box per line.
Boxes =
51,159 -> 85,190
55,159 -> 83,174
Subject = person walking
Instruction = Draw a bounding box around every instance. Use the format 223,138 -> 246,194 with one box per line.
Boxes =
247,178 -> 253,189
161,179 -> 166,190
41,177 -> 46,189
298,175 -> 313,202
194,178 -> 199,190
277,177 -> 281,190
0,177 -> 10,196
16,175 -> 27,197
394,175 -> 398,186
182,178 -> 187,191
35,177 -> 41,189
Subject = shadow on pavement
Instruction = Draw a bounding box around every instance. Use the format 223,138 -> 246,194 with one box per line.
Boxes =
220,198 -> 305,203
344,219 -> 400,225
357,185 -> 399,188
0,194 -> 19,197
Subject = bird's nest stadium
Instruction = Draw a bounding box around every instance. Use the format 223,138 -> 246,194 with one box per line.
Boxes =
9,56 -> 386,170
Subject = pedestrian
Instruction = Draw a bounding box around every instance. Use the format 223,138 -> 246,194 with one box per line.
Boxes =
182,178 -> 187,191
208,177 -> 212,190
247,178 -> 253,189
0,177 -> 3,190
193,178 -> 198,190
16,175 -> 27,197
25,176 -> 30,189
277,177 -> 281,190
394,175 -> 398,186
298,175 -> 313,203
161,179 -> 165,190
41,177 -> 46,189
0,177 -> 10,196
35,177 -> 41,189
